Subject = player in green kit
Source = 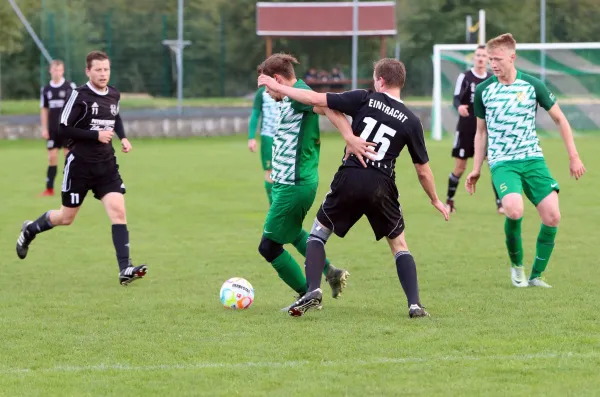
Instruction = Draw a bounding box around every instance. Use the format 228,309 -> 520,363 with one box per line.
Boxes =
465,34 -> 586,288
255,53 -> 361,304
248,86 -> 279,205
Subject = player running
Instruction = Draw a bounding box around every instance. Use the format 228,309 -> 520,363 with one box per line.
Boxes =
446,46 -> 503,214
465,34 -> 586,288
255,53 -> 356,304
259,58 -> 449,318
16,51 -> 147,286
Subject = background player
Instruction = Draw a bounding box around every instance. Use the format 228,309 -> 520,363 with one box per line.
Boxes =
256,53 -> 353,304
466,34 -> 586,288
446,46 -> 503,214
39,60 -> 77,197
248,85 -> 279,205
16,51 -> 147,286
259,58 -> 449,318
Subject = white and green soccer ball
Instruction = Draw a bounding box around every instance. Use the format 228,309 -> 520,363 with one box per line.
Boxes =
220,277 -> 254,310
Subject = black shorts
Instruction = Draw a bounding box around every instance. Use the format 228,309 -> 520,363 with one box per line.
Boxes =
451,129 -> 476,159
47,129 -> 65,150
316,167 -> 405,241
61,153 -> 126,208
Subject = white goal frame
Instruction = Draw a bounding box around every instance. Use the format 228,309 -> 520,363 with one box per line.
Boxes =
432,42 -> 600,140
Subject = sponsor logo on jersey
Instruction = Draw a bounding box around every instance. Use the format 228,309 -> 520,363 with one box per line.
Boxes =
91,102 -> 99,115
110,104 -> 118,116
516,91 -> 526,102
59,90 -> 66,98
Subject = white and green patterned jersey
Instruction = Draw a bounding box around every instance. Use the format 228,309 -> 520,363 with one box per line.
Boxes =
271,79 -> 321,186
252,86 -> 279,138
474,70 -> 556,168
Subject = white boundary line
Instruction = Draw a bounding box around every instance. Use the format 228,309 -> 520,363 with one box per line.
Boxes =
0,352 -> 597,375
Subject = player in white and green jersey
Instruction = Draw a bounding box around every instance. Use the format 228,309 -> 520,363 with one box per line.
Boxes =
248,86 -> 279,204
465,33 -> 586,288
255,53 -> 349,303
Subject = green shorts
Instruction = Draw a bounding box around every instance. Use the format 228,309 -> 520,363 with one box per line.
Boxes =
263,182 -> 318,244
491,159 -> 559,206
260,136 -> 273,171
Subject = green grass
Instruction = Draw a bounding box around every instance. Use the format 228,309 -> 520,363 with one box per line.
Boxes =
0,97 -> 253,115
0,135 -> 598,396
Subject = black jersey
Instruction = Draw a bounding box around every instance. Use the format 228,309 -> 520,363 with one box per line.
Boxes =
59,82 -> 122,163
326,90 -> 429,178
454,69 -> 492,133
40,79 -> 77,133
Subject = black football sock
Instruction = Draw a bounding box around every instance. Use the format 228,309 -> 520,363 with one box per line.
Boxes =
305,237 -> 327,292
447,173 -> 460,201
26,211 -> 54,236
112,224 -> 130,271
46,166 -> 57,190
395,251 -> 420,306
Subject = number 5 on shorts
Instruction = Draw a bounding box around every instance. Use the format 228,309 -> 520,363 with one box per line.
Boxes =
499,183 -> 507,193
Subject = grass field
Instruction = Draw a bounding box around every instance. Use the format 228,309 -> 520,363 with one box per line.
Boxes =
0,135 -> 598,396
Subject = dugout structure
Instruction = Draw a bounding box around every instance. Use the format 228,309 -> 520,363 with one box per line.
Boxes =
256,1 -> 396,59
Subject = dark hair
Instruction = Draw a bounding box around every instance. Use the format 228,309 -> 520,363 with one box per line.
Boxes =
257,53 -> 299,79
373,58 -> 406,89
477,45 -> 486,50
86,51 -> 110,69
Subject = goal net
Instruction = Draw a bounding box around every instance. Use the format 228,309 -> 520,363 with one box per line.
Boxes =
431,42 -> 600,140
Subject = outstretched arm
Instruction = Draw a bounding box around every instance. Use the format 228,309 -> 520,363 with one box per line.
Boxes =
547,104 -> 585,179
414,162 -> 449,221
258,75 -> 327,107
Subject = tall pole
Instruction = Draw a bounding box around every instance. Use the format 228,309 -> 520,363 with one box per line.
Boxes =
8,0 -> 53,64
177,0 -> 184,115
351,0 -> 358,90
540,0 -> 546,83
466,15 -> 472,43
478,9 -> 485,45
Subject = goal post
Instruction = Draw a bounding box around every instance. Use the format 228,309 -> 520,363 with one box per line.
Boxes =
431,42 -> 600,141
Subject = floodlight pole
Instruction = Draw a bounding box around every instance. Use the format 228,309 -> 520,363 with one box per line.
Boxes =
351,0 -> 358,90
8,0 -> 53,64
478,9 -> 485,45
540,0 -> 546,83
177,0 -> 184,115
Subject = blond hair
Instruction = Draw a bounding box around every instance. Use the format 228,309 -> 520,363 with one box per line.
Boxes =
50,59 -> 64,67
486,33 -> 517,51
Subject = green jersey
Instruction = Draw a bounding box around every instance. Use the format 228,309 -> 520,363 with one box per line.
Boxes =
271,79 -> 320,186
474,70 -> 556,168
252,86 -> 279,138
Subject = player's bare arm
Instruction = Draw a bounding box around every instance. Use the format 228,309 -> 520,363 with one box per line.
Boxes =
321,107 -> 376,168
258,74 -> 328,107
465,117 -> 488,194
547,104 -> 586,180
414,162 -> 449,221
40,107 -> 49,139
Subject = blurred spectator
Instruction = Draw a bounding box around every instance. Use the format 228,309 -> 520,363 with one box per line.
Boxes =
304,67 -> 318,81
330,67 -> 344,90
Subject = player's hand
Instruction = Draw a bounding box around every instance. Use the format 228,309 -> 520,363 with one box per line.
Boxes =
98,130 -> 114,144
465,170 -> 481,194
431,199 -> 449,221
41,129 -> 49,140
121,138 -> 132,153
343,135 -> 377,168
458,104 -> 469,117
257,74 -> 279,91
248,139 -> 258,152
569,155 -> 586,180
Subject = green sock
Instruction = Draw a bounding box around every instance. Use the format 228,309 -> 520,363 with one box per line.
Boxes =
271,250 -> 307,294
292,229 -> 332,275
264,181 -> 273,205
530,224 -> 558,280
505,217 -> 523,266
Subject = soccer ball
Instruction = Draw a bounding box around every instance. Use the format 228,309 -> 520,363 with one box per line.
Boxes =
220,277 -> 254,309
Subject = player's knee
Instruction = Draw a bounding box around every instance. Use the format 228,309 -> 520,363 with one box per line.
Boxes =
57,209 -> 77,226
504,206 -> 523,220
310,219 -> 332,244
258,237 -> 283,262
542,209 -> 561,227
48,150 -> 58,165
110,207 -> 127,224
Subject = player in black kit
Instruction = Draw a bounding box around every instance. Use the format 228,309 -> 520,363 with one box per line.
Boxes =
39,60 -> 77,196
446,45 -> 503,214
16,51 -> 147,286
258,59 -> 449,318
